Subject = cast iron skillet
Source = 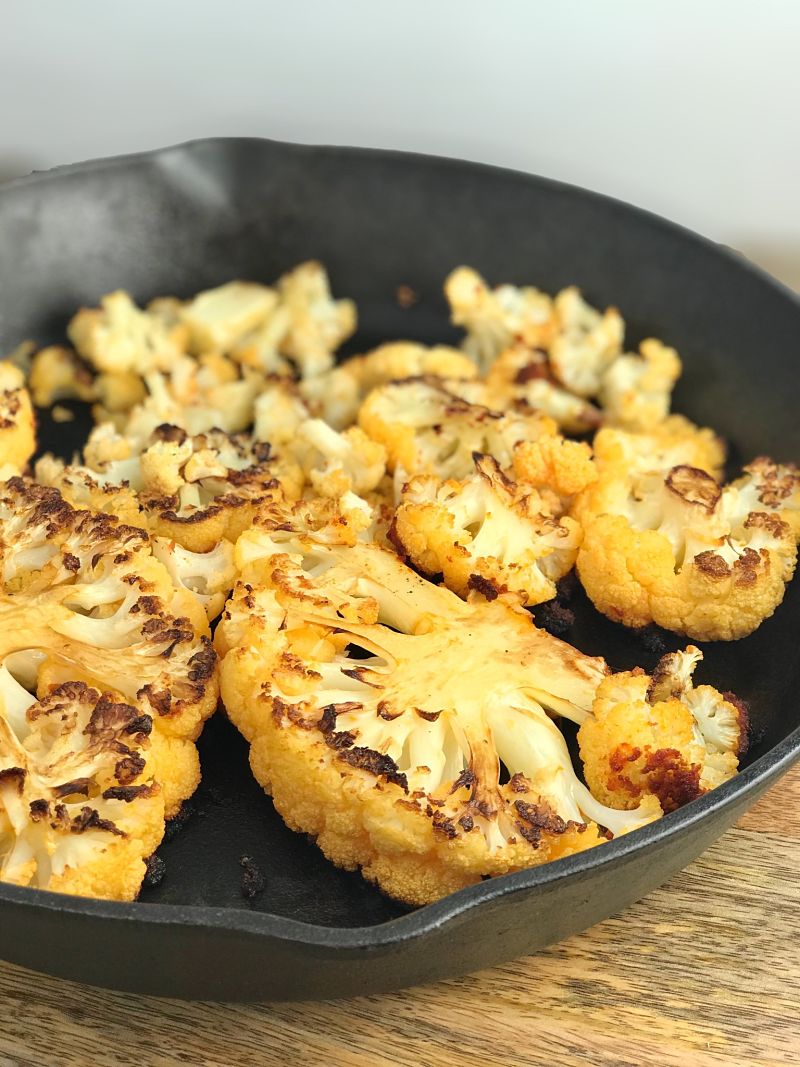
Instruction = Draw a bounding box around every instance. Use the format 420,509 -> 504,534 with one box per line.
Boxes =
0,138 -> 798,1001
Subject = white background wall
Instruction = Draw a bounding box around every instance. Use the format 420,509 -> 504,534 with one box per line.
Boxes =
2,0 -> 798,281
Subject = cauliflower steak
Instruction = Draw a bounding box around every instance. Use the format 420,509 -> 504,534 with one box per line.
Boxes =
216,514 -> 660,905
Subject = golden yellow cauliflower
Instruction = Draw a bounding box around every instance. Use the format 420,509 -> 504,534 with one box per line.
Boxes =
483,344 -> 603,434
576,460 -> 799,640
579,647 -> 747,812
0,362 -> 36,473
0,680 -> 164,899
393,454 -> 582,606
589,417 -> 726,483
215,507 -> 663,906
358,377 -> 557,487
0,479 -> 218,816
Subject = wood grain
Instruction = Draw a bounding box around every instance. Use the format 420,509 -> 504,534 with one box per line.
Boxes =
0,763 -> 797,1067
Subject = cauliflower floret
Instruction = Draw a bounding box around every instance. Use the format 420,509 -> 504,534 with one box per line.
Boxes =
215,519 -> 661,906
512,435 -> 596,503
39,424 -> 301,556
181,281 -> 277,355
733,456 -> 800,541
297,342 -> 478,433
298,366 -> 362,431
576,460 -> 799,639
393,454 -> 582,606
0,362 -> 36,472
484,345 -> 602,434
590,417 -> 726,482
599,338 -> 682,430
548,287 -> 625,398
27,346 -> 97,408
358,377 -> 557,487
579,647 -> 747,812
253,376 -> 312,446
0,681 -> 164,899
290,419 -> 387,499
444,266 -> 555,373
68,290 -> 186,376
277,260 -> 357,379
346,340 -> 477,395
119,354 -> 263,441
0,479 -> 218,815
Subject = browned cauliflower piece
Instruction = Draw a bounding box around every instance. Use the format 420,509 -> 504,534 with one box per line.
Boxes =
0,681 -> 164,899
216,516 -> 661,906
579,647 -> 748,812
0,362 -> 36,473
575,458 -> 799,640
358,377 -> 557,489
0,479 -> 218,815
393,454 -> 582,606
484,345 -> 603,434
36,424 -> 302,616
299,342 -> 478,432
444,266 -> 556,372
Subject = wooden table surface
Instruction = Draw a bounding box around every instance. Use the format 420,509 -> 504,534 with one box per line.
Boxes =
0,764 -> 796,1067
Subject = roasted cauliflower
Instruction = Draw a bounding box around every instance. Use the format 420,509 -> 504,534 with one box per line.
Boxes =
216,517 -> 660,905
484,344 -> 603,434
0,680 -> 164,898
0,362 -> 36,472
68,290 -> 186,376
0,478 -> 218,816
444,266 -> 556,372
599,339 -> 682,430
576,460 -> 799,639
393,454 -> 582,606
579,647 -> 748,812
358,377 -> 557,488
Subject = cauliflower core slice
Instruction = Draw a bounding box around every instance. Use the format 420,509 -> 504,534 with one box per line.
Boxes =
0,681 -> 164,899
576,461 -> 799,639
216,525 -> 662,906
579,647 -> 747,812
359,377 -> 557,486
0,362 -> 36,472
394,454 -> 581,606
0,479 -> 218,815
